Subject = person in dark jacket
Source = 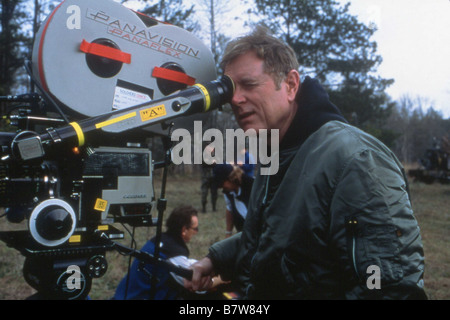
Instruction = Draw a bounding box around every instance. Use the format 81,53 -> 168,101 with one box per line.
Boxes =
213,164 -> 254,237
114,206 -> 199,300
184,26 -> 427,300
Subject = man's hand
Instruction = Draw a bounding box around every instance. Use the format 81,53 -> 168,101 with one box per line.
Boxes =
184,257 -> 215,292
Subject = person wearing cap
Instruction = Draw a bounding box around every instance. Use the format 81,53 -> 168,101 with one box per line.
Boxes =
213,164 -> 254,237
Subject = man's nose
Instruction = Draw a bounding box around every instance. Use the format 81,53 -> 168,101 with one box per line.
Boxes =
231,86 -> 246,106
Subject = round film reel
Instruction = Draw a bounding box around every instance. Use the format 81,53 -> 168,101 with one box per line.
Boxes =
32,0 -> 216,135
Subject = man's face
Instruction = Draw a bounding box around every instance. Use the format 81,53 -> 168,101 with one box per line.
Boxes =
182,215 -> 199,243
224,51 -> 299,140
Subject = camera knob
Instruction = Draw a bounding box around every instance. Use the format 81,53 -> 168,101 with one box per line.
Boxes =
35,207 -> 73,241
87,255 -> 108,278
29,199 -> 76,247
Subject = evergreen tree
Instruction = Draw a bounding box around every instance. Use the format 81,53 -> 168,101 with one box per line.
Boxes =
0,0 -> 30,95
135,0 -> 198,31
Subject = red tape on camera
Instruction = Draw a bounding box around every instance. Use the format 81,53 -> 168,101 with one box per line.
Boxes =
80,39 -> 131,64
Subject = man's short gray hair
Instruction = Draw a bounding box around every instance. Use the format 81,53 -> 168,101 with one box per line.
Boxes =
220,25 -> 299,89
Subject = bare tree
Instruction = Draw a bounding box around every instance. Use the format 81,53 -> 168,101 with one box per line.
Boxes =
386,94 -> 449,164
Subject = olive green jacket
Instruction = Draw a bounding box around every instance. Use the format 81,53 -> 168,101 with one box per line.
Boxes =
209,120 -> 426,299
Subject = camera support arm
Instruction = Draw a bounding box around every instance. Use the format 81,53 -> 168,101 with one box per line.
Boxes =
12,76 -> 234,161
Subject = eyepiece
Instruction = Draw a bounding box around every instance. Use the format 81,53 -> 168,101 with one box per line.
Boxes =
212,75 -> 235,107
193,75 -> 235,113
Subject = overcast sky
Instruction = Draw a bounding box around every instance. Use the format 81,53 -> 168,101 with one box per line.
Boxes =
341,0 -> 450,118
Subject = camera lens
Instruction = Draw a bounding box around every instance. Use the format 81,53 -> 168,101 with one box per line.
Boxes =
35,206 -> 74,241
29,199 -> 76,247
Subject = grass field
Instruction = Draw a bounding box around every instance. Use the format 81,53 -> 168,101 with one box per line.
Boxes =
0,170 -> 449,300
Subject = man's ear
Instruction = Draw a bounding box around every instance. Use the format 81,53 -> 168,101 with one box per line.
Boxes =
285,70 -> 301,102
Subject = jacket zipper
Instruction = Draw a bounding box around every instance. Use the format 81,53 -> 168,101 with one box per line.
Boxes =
347,218 -> 361,281
261,175 -> 271,207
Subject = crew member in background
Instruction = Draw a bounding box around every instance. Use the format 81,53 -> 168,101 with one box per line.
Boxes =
200,144 -> 218,213
236,147 -> 255,178
213,164 -> 254,237
114,206 -> 199,300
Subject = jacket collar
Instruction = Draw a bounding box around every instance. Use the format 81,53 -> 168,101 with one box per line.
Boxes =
280,76 -> 347,150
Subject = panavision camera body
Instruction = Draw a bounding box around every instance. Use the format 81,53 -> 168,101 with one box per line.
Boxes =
0,0 -> 233,299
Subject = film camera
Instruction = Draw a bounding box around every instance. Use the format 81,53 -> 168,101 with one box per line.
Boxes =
0,0 -> 233,299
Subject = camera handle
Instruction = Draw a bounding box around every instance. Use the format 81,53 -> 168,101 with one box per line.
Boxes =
11,75 -> 234,162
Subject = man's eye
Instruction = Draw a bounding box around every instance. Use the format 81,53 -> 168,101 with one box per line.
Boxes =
242,82 -> 257,88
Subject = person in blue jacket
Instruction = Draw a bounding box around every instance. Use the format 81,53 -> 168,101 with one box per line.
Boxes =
113,206 -> 199,300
